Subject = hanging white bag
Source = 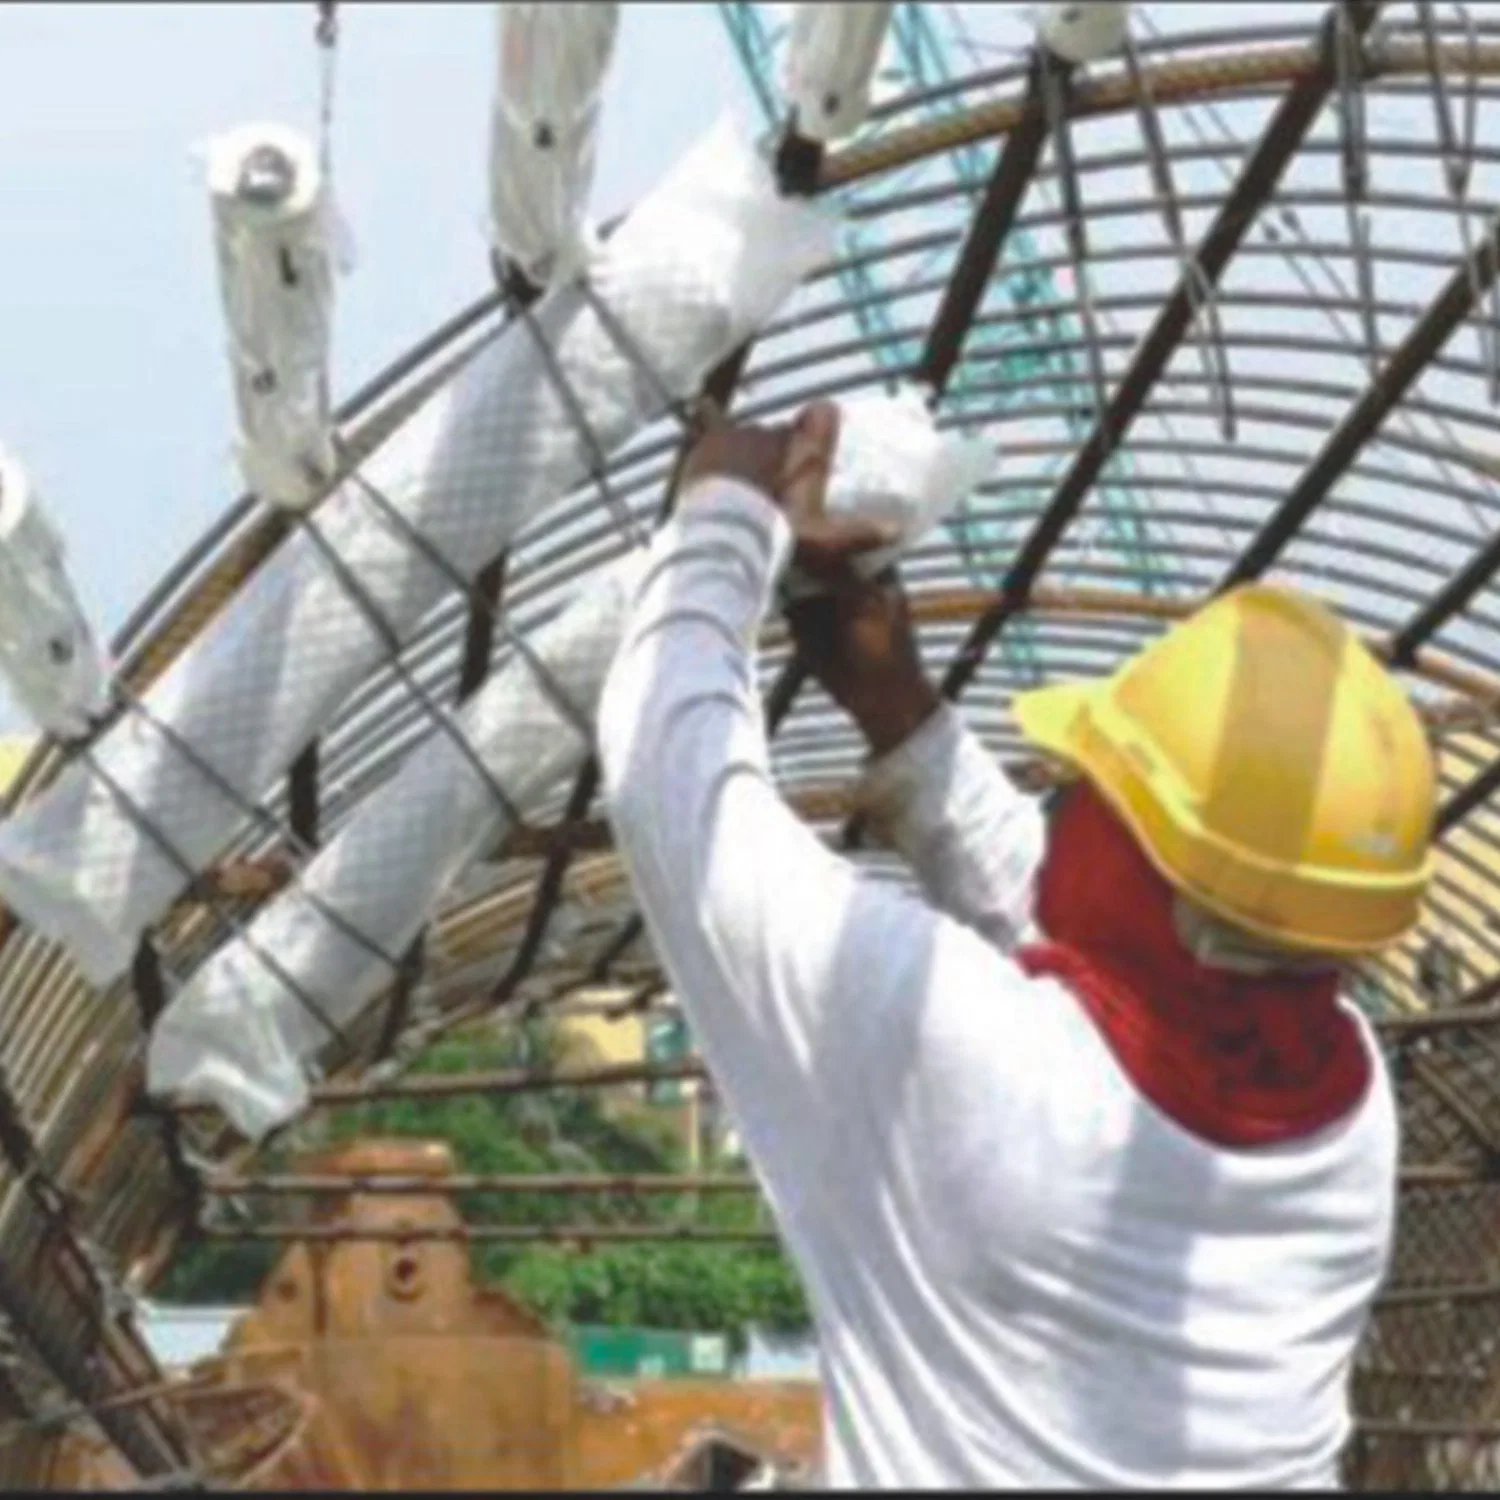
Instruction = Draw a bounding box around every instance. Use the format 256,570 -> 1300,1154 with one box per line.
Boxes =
783,3 -> 895,142
206,123 -> 339,511
1035,2 -> 1131,64
489,2 -> 620,286
0,450 -> 111,739
0,116 -> 838,986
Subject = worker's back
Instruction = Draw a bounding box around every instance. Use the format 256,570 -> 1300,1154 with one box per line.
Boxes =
595,480 -> 1403,1492
787,934 -> 1396,1490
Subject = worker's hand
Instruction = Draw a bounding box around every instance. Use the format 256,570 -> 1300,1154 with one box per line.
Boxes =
785,567 -> 941,759
679,402 -> 894,579
679,421 -> 791,508
681,403 -> 937,755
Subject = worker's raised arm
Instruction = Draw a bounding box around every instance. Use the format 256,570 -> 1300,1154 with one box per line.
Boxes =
784,570 -> 1045,950
855,701 -> 1045,951
597,416 -> 947,1218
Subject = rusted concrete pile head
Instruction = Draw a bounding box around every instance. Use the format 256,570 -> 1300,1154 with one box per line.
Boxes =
45,1140 -> 820,1490
4,2 -> 1500,1489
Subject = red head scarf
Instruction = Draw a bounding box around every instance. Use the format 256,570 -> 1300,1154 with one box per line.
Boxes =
1017,782 -> 1370,1148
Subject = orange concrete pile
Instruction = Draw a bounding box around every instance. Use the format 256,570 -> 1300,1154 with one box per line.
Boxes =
52,1140 -> 820,1490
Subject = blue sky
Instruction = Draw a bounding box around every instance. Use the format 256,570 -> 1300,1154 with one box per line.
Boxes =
0,2 -> 752,682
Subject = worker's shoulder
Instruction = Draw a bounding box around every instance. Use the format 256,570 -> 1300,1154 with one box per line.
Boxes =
901,910 -> 1090,1073
1339,1000 -> 1401,1166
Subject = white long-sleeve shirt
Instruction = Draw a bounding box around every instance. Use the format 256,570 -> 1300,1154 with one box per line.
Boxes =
597,478 -> 1397,1490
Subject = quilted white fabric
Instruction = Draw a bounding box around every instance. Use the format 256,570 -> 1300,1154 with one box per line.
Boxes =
489,2 -> 619,286
207,123 -> 338,511
144,386 -> 990,1137
0,449 -> 111,739
147,550 -> 647,1139
0,116 -> 838,986
783,3 -> 895,143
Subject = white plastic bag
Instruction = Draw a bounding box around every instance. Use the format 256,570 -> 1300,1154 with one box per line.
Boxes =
782,386 -> 996,598
206,123 -> 338,511
0,116 -> 837,987
1035,3 -> 1130,64
489,2 -> 619,286
0,450 -> 111,739
147,550 -> 647,1139
783,3 -> 895,143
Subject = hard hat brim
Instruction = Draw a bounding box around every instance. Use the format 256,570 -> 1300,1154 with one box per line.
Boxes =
1013,678 -> 1430,956
1013,680 -> 1090,770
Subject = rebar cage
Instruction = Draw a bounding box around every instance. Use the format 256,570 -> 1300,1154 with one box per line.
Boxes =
3,3 -> 1500,1488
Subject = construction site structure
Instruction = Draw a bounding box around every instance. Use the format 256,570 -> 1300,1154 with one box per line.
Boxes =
46,1140 -> 820,1491
0,3 -> 1499,1492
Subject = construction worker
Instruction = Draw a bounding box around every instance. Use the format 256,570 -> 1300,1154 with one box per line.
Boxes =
597,401 -> 1435,1489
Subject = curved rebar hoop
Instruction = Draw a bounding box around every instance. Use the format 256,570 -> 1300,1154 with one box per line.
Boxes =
9,6 -> 1500,1489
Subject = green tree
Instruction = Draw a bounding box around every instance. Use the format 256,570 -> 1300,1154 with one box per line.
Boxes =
160,1023 -> 810,1347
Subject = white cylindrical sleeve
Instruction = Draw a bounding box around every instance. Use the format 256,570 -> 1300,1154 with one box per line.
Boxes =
0,116 -> 838,986
0,449 -> 111,739
1035,3 -> 1130,64
783,3 -> 895,143
207,122 -> 338,511
489,2 -> 620,285
146,550 -> 647,1139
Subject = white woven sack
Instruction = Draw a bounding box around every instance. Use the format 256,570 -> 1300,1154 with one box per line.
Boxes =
0,116 -> 838,985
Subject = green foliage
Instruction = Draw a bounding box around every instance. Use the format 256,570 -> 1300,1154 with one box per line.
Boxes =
157,1235 -> 276,1306
501,1244 -> 807,1358
159,1023 -> 810,1345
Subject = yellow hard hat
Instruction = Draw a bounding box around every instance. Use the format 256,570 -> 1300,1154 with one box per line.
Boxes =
1014,584 -> 1436,955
